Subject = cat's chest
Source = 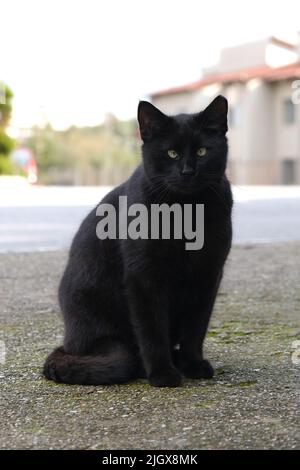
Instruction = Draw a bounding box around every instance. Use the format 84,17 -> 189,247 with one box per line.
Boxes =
144,237 -> 217,277
145,209 -> 230,279
124,190 -> 232,279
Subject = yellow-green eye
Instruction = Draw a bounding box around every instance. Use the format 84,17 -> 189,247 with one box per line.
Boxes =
197,147 -> 207,157
168,149 -> 179,159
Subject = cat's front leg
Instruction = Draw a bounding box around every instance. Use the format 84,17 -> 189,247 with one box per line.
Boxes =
127,274 -> 182,387
178,274 -> 222,379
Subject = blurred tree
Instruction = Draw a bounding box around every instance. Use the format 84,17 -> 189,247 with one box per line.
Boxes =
0,83 -> 15,174
27,118 -> 140,185
0,127 -> 14,154
0,83 -> 13,127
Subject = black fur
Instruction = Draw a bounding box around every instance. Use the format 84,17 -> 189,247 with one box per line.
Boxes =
43,95 -> 233,387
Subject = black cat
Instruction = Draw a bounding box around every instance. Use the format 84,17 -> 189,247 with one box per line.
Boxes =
43,95 -> 233,387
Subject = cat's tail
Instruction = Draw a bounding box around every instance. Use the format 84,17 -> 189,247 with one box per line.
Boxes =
43,344 -> 141,385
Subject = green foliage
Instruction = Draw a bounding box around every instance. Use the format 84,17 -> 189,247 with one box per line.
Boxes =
0,127 -> 14,155
0,82 -> 15,174
0,83 -> 13,127
28,125 -> 66,170
0,154 -> 22,175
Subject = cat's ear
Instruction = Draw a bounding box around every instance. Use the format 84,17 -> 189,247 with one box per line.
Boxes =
138,101 -> 169,142
200,95 -> 228,134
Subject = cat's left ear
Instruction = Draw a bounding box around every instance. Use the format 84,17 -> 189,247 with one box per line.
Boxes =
200,95 -> 228,134
138,101 -> 169,142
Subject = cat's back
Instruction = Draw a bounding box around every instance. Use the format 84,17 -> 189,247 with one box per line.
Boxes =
65,166 -> 146,278
69,168 -> 141,252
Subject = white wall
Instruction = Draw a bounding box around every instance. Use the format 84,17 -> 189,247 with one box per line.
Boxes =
218,39 -> 267,73
274,81 -> 299,157
152,84 -> 223,115
152,91 -> 196,115
274,81 -> 300,183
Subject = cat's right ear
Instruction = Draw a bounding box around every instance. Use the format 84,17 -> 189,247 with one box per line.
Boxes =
138,101 -> 169,142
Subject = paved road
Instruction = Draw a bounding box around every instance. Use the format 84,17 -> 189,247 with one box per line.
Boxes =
0,185 -> 300,251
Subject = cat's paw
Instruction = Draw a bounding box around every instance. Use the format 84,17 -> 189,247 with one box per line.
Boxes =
149,367 -> 182,387
43,347 -> 65,382
181,359 -> 214,379
43,357 -> 61,382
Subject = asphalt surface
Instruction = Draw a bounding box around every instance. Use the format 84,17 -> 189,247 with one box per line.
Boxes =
0,243 -> 299,449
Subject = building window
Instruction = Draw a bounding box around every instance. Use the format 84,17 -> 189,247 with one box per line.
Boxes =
283,99 -> 295,124
228,105 -> 240,127
281,159 -> 296,185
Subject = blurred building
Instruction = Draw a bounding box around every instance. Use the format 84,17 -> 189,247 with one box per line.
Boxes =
151,37 -> 300,185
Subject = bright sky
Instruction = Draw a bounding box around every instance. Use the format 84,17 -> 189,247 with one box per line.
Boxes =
1,0 -> 300,130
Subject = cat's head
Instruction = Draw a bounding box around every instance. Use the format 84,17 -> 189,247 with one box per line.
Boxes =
138,96 -> 228,194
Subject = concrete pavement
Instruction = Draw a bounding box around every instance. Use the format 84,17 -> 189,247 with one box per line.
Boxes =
0,242 -> 299,449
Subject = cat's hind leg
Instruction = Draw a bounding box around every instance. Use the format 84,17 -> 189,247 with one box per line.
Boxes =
44,284 -> 141,385
43,339 -> 141,385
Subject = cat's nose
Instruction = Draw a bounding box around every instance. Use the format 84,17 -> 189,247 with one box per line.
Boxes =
181,164 -> 195,176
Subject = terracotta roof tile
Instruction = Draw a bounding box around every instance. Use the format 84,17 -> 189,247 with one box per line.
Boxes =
151,61 -> 300,98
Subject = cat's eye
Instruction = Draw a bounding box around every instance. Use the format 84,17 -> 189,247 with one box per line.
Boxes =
197,147 -> 207,157
167,150 -> 179,159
